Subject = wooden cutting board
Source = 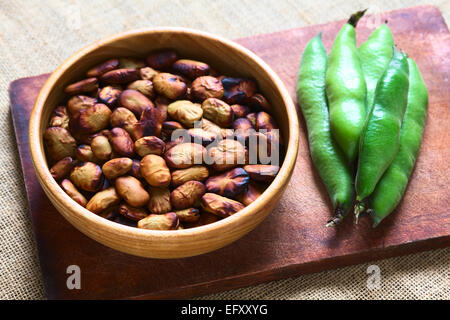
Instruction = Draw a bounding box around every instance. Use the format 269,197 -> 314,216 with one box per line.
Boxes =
9,5 -> 450,299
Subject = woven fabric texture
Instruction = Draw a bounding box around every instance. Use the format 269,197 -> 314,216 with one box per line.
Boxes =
0,0 -> 449,300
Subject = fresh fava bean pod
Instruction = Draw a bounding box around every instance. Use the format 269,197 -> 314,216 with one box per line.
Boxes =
358,24 -> 394,113
354,47 -> 410,222
296,33 -> 354,226
368,58 -> 428,227
325,10 -> 367,163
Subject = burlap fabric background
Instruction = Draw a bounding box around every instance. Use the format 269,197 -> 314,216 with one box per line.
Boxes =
0,0 -> 448,300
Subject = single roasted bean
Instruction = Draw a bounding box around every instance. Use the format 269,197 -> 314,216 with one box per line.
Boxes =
64,77 -> 98,95
102,157 -> 133,180
187,128 -> 216,146
86,58 -> 119,78
109,127 -> 135,157
137,212 -> 179,230
146,49 -> 178,69
354,48 -> 410,222
86,187 -> 120,214
165,142 -> 206,169
127,80 -> 155,99
207,139 -> 247,171
170,181 -> 206,210
91,135 -> 112,161
131,107 -> 163,140
98,85 -> 122,107
221,77 -> 257,104
49,106 -> 69,129
235,182 -> 264,206
246,93 -> 271,112
100,68 -> 139,84
134,136 -> 165,157
67,95 -> 97,115
110,107 -> 138,135
118,57 -> 146,69
44,127 -> 77,163
60,179 -> 87,207
154,96 -> 170,122
140,67 -> 159,81
119,202 -> 148,221
326,10 -> 367,162
50,157 -> 75,181
153,72 -> 187,100
201,98 -> 234,128
230,104 -> 250,118
246,112 -> 257,127
191,76 -> 224,100
171,165 -> 209,186
140,154 -> 171,187
175,208 -> 200,222
172,59 -> 210,79
200,193 -> 244,218
256,111 -> 278,132
244,164 -> 279,182
70,162 -> 104,192
69,103 -> 112,134
76,144 -> 98,163
233,118 -> 254,141
120,89 -> 154,117
167,100 -> 203,127
205,167 -> 249,198
148,187 -> 172,214
115,176 -> 150,207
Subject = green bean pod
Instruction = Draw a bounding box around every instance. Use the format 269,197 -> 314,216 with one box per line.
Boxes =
326,10 -> 367,163
296,33 -> 354,227
354,47 -> 410,221
368,58 -> 428,227
358,24 -> 394,112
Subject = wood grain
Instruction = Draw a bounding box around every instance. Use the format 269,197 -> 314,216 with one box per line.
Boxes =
10,5 -> 450,299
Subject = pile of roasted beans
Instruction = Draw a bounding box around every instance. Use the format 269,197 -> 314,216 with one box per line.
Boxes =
297,10 -> 428,227
44,49 -> 283,230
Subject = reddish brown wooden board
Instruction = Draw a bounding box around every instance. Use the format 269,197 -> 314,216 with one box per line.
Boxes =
9,6 -> 450,299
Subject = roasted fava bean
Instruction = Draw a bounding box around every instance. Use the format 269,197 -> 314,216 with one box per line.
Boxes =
230,104 -> 251,118
172,59 -> 210,79
191,76 -> 224,100
171,165 -> 209,186
167,100 -> 203,127
207,139 -> 247,171
115,176 -> 150,207
244,164 -> 279,182
110,107 -> 138,135
64,77 -> 98,95
50,157 -> 75,181
131,107 -> 163,140
246,112 -> 257,127
221,77 -> 257,104
127,80 -> 155,99
256,111 -> 278,131
100,68 -> 139,84
69,103 -> 112,135
76,144 -> 99,163
60,179 -> 87,207
175,208 -> 200,222
109,127 -> 135,157
134,136 -> 165,157
201,98 -> 234,128
200,193 -> 245,218
235,182 -> 264,206
67,95 -> 97,115
153,72 -> 187,100
91,135 -> 112,161
86,187 -> 120,214
119,202 -> 148,221
120,89 -> 154,117
205,168 -> 249,198
140,67 -> 159,81
137,212 -> 179,230
233,118 -> 254,141
148,187 -> 172,214
102,157 -> 133,180
154,96 -> 170,122
140,154 -> 171,187
44,127 -> 77,163
70,162 -> 104,192
98,85 -> 122,107
49,106 -> 69,129
86,58 -> 119,78
165,143 -> 206,169
246,93 -> 271,112
146,49 -> 178,69
170,181 -> 206,210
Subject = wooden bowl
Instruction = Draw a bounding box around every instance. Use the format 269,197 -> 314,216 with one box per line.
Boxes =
29,27 -> 299,258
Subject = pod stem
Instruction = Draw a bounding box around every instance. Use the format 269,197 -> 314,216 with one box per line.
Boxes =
347,9 -> 367,27
354,201 -> 366,224
325,206 -> 345,228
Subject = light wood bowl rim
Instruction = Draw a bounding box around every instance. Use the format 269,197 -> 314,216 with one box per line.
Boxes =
29,27 -> 299,254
